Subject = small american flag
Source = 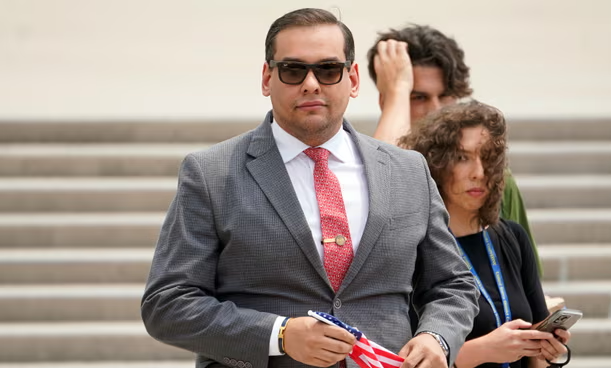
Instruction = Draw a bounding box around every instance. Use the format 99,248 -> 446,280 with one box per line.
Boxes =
308,311 -> 405,368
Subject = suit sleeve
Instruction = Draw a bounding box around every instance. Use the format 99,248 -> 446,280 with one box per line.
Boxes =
411,154 -> 480,365
141,154 -> 277,367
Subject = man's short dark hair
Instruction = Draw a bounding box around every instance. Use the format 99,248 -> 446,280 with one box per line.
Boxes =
367,25 -> 472,98
265,8 -> 355,63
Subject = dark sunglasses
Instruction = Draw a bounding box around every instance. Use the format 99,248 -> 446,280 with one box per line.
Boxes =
268,60 -> 352,85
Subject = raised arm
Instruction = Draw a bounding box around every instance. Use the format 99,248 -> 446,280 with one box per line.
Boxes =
372,39 -> 414,145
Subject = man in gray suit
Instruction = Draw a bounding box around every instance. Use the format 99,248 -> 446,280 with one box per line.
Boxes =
142,8 -> 478,368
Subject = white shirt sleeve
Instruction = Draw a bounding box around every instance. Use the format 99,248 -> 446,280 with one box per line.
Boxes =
269,316 -> 286,356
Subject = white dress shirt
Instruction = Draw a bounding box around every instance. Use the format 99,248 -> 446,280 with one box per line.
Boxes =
268,120 -> 369,355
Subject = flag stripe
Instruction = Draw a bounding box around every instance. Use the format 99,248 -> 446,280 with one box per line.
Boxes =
349,334 -> 404,368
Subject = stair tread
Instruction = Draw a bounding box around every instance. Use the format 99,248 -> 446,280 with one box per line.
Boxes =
0,177 -> 176,190
0,143 -> 207,156
542,280 -> 611,293
528,209 -> 611,221
2,175 -> 611,190
0,282 -> 607,298
4,246 -> 611,260
538,245 -> 611,256
0,284 -> 145,298
0,248 -> 152,262
1,209 -> 611,223
515,175 -> 611,187
0,321 -> 148,335
509,142 -> 611,152
571,319 -> 611,330
0,212 -> 165,225
1,141 -> 609,154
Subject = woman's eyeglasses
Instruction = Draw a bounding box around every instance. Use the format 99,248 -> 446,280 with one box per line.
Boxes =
268,60 -> 352,85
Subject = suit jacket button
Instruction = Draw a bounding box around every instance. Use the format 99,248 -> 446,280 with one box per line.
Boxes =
334,298 -> 342,309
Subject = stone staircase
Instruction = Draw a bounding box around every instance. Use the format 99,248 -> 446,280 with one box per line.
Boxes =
0,119 -> 610,367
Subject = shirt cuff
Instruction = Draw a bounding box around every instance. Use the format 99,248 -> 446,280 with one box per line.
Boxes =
269,316 -> 286,356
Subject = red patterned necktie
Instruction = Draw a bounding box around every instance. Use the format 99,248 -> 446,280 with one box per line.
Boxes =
304,147 -> 353,292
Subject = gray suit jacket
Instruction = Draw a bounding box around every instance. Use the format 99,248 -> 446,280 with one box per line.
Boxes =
142,112 -> 478,368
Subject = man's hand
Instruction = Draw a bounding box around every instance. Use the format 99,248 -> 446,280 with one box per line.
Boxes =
374,40 -> 413,100
372,39 -> 414,145
398,333 -> 447,368
283,316 -> 356,367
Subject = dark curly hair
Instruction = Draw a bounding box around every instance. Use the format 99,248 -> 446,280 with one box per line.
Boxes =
399,101 -> 507,227
367,24 -> 472,98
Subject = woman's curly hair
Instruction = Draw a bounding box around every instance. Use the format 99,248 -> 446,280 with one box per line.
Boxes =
398,101 -> 507,227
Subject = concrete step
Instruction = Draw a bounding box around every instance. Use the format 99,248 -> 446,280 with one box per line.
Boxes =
540,245 -> 611,282
542,281 -> 611,319
507,119 -> 611,141
570,319 -> 611,355
0,322 -> 192,362
0,144 -> 203,177
2,209 -> 611,248
0,213 -> 164,248
0,284 -> 144,322
0,319 -> 606,361
516,175 -> 611,209
3,175 -> 611,212
564,357 -> 611,368
529,209 -> 611,244
3,245 -> 611,285
508,142 -> 611,174
0,120 -> 257,143
0,249 -> 151,284
1,119 -> 609,143
1,142 -> 610,177
0,177 -> 176,212
1,281 -> 608,323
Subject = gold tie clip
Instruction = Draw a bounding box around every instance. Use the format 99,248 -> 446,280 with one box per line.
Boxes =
322,235 -> 346,246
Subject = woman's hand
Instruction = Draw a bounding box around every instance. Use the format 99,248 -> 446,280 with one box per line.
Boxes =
481,319 -> 555,364
537,328 -> 571,363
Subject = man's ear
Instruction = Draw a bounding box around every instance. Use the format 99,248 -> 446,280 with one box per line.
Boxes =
349,63 -> 360,98
262,62 -> 272,97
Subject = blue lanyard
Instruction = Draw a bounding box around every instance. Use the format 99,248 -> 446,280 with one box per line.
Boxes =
455,230 -> 512,368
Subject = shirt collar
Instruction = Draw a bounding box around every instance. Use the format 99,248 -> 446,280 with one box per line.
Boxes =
271,119 -> 352,164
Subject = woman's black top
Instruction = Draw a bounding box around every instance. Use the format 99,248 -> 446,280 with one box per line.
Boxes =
456,219 -> 549,368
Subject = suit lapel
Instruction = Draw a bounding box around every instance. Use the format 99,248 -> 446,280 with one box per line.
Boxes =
339,123 -> 391,293
245,113 -> 331,286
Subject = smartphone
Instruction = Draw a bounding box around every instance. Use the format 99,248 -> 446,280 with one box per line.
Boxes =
535,308 -> 583,333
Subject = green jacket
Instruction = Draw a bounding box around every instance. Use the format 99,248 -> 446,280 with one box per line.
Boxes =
501,169 -> 542,276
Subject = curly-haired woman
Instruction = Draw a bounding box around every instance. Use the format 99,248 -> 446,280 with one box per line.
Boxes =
401,101 -> 570,368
